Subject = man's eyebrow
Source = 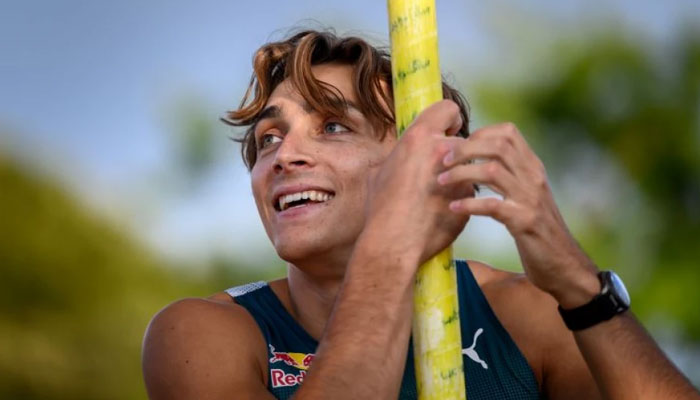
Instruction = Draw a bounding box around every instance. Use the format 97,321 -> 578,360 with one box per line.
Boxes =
252,105 -> 282,131
298,99 -> 364,119
252,99 -> 363,132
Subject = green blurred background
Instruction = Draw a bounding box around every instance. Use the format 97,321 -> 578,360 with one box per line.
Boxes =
1,0 -> 699,398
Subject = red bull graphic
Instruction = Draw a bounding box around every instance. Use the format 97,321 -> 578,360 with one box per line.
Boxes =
268,344 -> 315,370
268,345 -> 316,388
301,353 -> 314,368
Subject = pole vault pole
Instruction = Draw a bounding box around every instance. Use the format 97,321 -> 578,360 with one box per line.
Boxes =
387,1 -> 467,399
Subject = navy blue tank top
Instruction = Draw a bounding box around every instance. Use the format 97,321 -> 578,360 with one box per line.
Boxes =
226,260 -> 540,399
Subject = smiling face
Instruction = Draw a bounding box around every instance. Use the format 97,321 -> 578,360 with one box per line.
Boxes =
250,63 -> 397,272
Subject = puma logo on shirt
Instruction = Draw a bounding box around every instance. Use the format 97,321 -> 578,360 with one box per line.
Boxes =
463,328 -> 488,370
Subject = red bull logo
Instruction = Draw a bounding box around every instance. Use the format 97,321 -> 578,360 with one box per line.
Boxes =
268,345 -> 316,388
268,344 -> 315,370
271,369 -> 306,388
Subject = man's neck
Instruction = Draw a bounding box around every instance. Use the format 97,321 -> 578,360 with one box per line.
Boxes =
281,263 -> 345,341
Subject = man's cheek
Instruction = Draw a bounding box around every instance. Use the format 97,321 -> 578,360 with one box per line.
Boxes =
251,187 -> 272,228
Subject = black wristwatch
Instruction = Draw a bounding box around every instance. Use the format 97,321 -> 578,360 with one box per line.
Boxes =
558,271 -> 631,331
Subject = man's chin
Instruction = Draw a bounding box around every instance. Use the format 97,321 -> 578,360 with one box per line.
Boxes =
274,239 -> 351,271
274,241 -> 325,265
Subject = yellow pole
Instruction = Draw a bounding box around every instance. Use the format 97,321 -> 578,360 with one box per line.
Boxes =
387,1 -> 467,399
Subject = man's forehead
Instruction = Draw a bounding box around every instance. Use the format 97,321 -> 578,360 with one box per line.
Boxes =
270,69 -> 358,104
263,82 -> 362,117
263,88 -> 317,114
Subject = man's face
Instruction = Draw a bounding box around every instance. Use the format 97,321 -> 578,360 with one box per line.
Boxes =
250,63 -> 397,271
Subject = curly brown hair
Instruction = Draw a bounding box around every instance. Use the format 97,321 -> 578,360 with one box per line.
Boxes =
223,29 -> 470,170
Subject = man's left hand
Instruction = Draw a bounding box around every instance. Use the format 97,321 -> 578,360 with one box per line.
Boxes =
438,122 -> 599,308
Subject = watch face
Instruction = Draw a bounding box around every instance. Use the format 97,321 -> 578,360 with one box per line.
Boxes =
610,272 -> 631,307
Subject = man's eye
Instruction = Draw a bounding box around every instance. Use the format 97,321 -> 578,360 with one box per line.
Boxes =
324,122 -> 351,134
260,134 -> 282,148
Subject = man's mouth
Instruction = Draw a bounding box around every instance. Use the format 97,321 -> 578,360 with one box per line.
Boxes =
274,189 -> 335,212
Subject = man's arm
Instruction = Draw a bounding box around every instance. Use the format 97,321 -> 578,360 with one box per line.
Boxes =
530,263 -> 699,399
293,228 -> 420,399
550,262 -> 700,399
575,312 -> 699,399
484,263 -> 697,399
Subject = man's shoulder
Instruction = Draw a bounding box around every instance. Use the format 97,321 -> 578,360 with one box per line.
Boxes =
143,295 -> 266,362
466,260 -> 562,331
466,259 -> 554,307
142,295 -> 270,399
148,295 -> 253,332
143,292 -> 269,361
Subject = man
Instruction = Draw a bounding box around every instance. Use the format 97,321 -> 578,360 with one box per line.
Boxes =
142,30 -> 700,399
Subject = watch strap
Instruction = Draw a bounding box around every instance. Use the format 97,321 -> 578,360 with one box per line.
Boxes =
558,271 -> 630,331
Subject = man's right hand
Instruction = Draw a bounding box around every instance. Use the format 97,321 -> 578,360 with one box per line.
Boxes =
364,99 -> 473,265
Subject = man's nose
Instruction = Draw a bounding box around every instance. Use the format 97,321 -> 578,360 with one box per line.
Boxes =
273,127 -> 316,174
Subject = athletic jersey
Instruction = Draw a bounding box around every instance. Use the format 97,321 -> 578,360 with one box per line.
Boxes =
226,260 -> 540,399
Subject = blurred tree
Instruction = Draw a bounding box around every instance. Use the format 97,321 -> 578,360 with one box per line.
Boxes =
472,29 -> 700,338
166,95 -> 229,190
0,153 -> 246,400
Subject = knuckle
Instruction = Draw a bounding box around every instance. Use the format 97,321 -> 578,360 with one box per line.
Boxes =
533,166 -> 548,188
444,99 -> 460,114
484,162 -> 501,179
431,141 -> 448,161
522,211 -> 538,232
534,174 -> 548,189
496,137 -> 510,154
403,128 -> 421,146
510,210 -> 534,234
502,121 -> 519,135
485,197 -> 500,213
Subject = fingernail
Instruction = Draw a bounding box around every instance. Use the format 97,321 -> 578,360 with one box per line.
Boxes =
437,172 -> 449,185
443,151 -> 453,166
449,200 -> 461,211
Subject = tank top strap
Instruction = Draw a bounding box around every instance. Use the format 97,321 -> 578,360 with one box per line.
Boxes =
227,281 -> 318,350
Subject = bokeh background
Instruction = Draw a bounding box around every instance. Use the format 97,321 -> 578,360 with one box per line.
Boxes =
2,0 -> 699,398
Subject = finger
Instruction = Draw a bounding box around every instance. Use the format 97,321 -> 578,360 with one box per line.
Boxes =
448,196 -> 522,226
441,135 -> 522,176
469,123 -> 541,168
407,100 -> 463,138
437,160 -> 521,199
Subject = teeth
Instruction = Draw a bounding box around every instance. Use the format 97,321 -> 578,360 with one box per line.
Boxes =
277,190 -> 334,211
